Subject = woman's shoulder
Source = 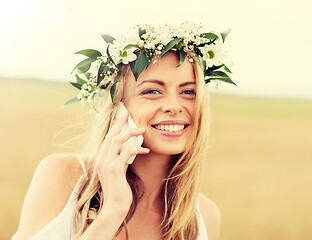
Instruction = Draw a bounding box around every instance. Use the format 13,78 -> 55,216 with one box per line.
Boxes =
198,193 -> 221,240
16,153 -> 85,239
33,153 -> 85,194
38,153 -> 85,180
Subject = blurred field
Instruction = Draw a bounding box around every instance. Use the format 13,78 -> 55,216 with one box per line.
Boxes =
1,77 -> 311,240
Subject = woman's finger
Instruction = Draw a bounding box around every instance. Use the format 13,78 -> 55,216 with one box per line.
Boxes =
104,112 -> 129,145
107,127 -> 145,158
98,112 -> 129,161
116,146 -> 150,165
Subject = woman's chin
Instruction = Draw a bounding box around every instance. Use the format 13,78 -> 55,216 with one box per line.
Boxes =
143,143 -> 186,156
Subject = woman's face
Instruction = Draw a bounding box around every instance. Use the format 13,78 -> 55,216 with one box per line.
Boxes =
123,52 -> 196,155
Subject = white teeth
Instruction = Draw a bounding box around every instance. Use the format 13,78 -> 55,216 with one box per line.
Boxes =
154,124 -> 186,132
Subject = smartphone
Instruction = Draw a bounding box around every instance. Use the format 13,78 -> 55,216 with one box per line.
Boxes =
115,102 -> 144,164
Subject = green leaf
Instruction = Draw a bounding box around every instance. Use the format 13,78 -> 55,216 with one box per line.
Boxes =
138,27 -> 146,40
210,71 -> 231,78
77,63 -> 91,73
84,72 -> 91,79
110,81 -> 119,103
221,28 -> 231,43
177,48 -> 186,67
63,96 -> 79,107
208,77 -> 237,86
71,58 -> 96,73
70,81 -> 82,90
97,62 -> 110,86
74,49 -> 102,58
129,61 -> 135,77
75,74 -> 87,85
159,38 -> 181,60
101,34 -> 115,44
123,44 -> 139,52
207,65 -> 224,71
200,33 -> 219,41
133,51 -> 148,80
223,65 -> 232,73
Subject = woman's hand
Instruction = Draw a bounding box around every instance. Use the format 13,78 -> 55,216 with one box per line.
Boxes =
96,112 -> 149,218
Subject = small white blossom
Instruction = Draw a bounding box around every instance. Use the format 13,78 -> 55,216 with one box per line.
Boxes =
174,21 -> 199,43
138,40 -> 144,47
121,52 -> 137,64
77,93 -> 82,100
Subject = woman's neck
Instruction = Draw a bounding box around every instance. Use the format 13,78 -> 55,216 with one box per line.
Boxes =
131,152 -> 173,212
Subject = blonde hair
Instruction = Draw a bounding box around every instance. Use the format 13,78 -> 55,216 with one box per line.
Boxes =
74,58 -> 211,240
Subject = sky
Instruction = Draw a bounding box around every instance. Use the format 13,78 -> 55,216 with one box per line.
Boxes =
0,0 -> 311,99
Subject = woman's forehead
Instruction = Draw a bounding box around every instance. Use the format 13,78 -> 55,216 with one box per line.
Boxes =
126,52 -> 196,86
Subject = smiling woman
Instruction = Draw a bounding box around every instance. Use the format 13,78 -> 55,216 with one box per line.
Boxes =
122,52 -> 197,155
12,23 -> 232,240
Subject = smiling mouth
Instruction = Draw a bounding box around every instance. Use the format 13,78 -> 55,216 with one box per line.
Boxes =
151,124 -> 189,132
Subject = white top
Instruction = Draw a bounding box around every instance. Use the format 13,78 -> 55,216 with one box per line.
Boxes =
12,155 -> 208,240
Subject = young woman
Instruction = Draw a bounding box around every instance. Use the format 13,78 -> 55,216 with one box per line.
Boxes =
13,23 -> 234,240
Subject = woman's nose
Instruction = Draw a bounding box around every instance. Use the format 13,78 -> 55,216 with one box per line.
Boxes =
161,97 -> 183,115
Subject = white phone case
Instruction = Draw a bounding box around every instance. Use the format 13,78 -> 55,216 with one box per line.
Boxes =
115,102 -> 144,164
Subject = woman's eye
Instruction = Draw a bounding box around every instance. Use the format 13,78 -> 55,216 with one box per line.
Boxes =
182,90 -> 196,95
142,89 -> 160,95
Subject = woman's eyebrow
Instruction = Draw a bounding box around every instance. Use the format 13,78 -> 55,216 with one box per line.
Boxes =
179,81 -> 196,87
137,80 -> 165,87
137,80 -> 195,87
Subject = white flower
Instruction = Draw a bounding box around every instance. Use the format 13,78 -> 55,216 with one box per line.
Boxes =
138,40 -> 144,47
200,42 -> 226,68
120,44 -> 138,64
158,31 -> 172,45
121,51 -> 137,64
109,35 -> 127,63
156,24 -> 173,45
144,42 -> 155,49
174,21 -> 199,43
127,29 -> 140,44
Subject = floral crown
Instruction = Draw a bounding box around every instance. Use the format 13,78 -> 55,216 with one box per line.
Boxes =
65,22 -> 235,110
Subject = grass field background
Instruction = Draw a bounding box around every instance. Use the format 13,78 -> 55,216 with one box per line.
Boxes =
1,77 -> 311,240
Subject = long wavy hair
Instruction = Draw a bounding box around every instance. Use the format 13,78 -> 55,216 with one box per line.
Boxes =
73,57 -> 211,240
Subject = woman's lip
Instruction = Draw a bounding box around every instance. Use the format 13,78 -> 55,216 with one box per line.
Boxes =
152,120 -> 189,125
151,125 -> 188,137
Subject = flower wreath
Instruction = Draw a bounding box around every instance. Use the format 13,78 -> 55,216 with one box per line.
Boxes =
65,22 -> 235,110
